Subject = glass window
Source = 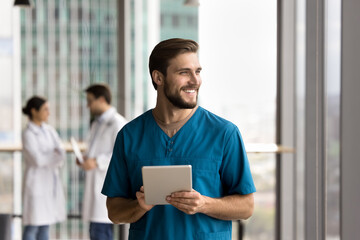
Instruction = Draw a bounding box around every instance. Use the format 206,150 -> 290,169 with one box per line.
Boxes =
32,9 -> 36,22
199,1 -> 277,239
295,0 -> 306,238
187,15 -> 197,26
160,0 -> 199,42
19,0 -> 120,238
0,3 -> 21,235
55,7 -> 59,20
0,38 -> 16,214
325,0 -> 341,239
78,8 -> 83,20
0,153 -> 14,212
172,14 -> 180,27
161,13 -> 166,27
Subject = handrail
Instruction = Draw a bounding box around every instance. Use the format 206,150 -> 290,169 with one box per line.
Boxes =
0,143 -> 294,154
11,214 -> 81,219
245,143 -> 295,153
0,142 -> 87,153
2,142 -> 294,233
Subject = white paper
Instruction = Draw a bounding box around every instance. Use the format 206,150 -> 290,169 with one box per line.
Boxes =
70,137 -> 84,163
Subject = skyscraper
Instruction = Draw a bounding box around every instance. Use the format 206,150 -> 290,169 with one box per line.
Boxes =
160,0 -> 198,41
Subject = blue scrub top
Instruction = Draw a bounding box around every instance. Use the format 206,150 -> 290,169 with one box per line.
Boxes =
102,107 -> 256,240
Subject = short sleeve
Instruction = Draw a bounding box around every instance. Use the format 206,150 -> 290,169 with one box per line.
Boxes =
220,126 -> 256,195
101,130 -> 131,198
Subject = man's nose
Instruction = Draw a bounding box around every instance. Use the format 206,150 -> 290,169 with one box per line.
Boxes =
189,71 -> 200,85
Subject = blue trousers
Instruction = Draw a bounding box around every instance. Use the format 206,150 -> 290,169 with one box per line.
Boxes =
89,222 -> 113,240
23,225 -> 49,240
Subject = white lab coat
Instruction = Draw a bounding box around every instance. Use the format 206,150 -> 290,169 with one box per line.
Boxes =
82,107 -> 127,223
22,122 -> 66,226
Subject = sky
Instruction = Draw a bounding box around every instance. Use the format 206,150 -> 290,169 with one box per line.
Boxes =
198,0 -> 277,142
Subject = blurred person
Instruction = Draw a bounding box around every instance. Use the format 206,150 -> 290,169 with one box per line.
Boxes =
22,96 -> 66,240
77,83 -> 127,240
102,38 -> 256,239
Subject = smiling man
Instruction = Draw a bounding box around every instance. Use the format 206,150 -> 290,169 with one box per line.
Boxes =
101,38 -> 256,240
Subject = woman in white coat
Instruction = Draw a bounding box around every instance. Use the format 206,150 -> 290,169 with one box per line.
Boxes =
22,96 -> 66,240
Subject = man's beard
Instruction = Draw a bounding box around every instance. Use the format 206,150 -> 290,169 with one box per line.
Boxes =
163,79 -> 198,109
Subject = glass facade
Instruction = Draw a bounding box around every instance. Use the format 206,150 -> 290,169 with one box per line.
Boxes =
1,0 -> 283,239
160,0 -> 198,41
125,0 -> 198,119
128,0 -> 151,117
19,0 -> 118,238
0,0 -> 357,239
0,34 -> 16,213
20,0 -> 119,135
14,0 -> 199,238
199,1 -> 277,239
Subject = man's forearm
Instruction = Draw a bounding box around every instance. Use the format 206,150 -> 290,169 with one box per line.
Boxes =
106,197 -> 147,224
167,191 -> 254,221
200,193 -> 254,221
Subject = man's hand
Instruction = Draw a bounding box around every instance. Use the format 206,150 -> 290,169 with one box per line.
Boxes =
166,189 -> 206,215
136,186 -> 154,212
168,191 -> 254,220
77,156 -> 97,170
106,188 -> 153,224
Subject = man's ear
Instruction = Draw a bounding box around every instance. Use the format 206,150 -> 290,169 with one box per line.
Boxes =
152,70 -> 164,87
98,96 -> 106,104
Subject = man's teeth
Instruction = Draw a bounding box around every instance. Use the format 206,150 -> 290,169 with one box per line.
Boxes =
184,89 -> 196,93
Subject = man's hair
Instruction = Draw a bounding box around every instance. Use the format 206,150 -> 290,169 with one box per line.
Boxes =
85,84 -> 112,104
149,38 -> 199,90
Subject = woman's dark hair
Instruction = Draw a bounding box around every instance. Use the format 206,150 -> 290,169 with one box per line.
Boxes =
85,84 -> 112,104
22,96 -> 47,119
149,38 -> 199,90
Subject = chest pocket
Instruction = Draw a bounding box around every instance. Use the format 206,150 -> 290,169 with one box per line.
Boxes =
190,158 -> 222,197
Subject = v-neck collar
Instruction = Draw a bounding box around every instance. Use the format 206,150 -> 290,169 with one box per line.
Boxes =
150,106 -> 200,139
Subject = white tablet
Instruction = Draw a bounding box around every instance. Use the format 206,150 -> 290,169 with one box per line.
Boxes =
142,165 -> 192,205
70,137 -> 84,163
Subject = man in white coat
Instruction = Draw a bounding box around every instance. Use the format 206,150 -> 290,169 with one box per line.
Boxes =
77,84 -> 127,240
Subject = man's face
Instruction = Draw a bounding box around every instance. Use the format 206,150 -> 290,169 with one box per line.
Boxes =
163,52 -> 202,109
86,93 -> 102,116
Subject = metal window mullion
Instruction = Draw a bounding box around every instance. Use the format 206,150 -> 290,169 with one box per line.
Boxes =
26,9 -> 33,98
146,0 -> 159,109
278,0 -> 297,239
134,0 -> 144,116
340,0 -> 360,239
304,0 -> 326,239
117,0 -> 130,117
81,0 -> 90,140
13,7 -> 23,239
48,0 -> 56,128
39,0 -> 45,96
